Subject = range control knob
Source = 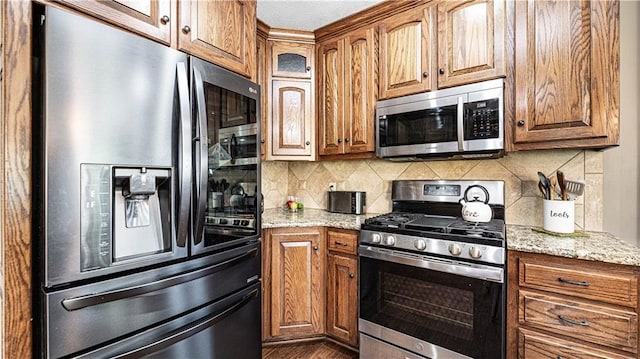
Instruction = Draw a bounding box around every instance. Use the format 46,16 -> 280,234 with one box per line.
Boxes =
371,233 -> 382,244
469,246 -> 483,259
448,243 -> 462,256
385,235 -> 396,246
414,239 -> 427,250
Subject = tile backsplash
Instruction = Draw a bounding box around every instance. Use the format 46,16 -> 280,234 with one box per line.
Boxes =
262,149 -> 604,231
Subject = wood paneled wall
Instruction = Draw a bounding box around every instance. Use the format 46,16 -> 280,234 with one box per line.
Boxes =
2,1 -> 33,358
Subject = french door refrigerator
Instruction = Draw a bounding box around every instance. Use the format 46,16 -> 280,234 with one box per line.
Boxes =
31,5 -> 261,358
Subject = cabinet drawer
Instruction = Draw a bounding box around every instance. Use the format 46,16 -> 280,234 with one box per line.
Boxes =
519,259 -> 638,307
327,228 -> 358,255
519,290 -> 638,353
519,328 -> 635,359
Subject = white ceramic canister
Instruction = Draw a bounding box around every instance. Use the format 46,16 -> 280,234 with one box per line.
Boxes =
542,199 -> 575,233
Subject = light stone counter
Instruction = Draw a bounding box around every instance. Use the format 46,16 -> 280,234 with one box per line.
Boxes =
262,208 -> 375,230
507,225 -> 640,267
262,210 -> 640,267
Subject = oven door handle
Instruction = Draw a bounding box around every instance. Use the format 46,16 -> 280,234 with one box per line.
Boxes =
358,246 -> 504,283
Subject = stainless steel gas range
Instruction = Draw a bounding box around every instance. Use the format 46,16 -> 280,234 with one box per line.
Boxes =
359,180 -> 506,359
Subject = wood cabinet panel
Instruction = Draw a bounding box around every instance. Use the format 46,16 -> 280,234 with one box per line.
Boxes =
327,228 -> 358,255
519,290 -> 638,353
519,259 -> 638,308
511,0 -> 619,150
327,253 -> 358,347
271,80 -> 313,157
344,27 -> 377,154
317,27 -> 376,157
519,328 -> 635,359
58,0 -> 173,44
437,0 -> 505,88
178,0 -> 256,78
257,33 -> 268,159
268,227 -> 325,339
379,3 -> 434,99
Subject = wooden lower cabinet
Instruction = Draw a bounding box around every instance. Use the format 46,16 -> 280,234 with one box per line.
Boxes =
326,229 -> 359,347
263,227 -> 325,340
262,227 -> 359,349
508,251 -> 639,358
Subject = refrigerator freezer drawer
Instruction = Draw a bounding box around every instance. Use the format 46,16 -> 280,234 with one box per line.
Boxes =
43,242 -> 260,358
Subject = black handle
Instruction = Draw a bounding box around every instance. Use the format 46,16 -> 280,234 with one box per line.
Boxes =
111,288 -> 259,359
337,138 -> 342,143
183,26 -> 191,34
517,120 -> 525,126
558,315 -> 589,327
230,133 -> 238,164
313,245 -> 318,251
439,67 -> 445,75
349,274 -> 354,279
334,241 -> 348,247
558,277 -> 589,287
344,138 -> 349,143
62,248 -> 259,311
422,72 -> 429,78
306,65 -> 311,72
305,141 -> 310,146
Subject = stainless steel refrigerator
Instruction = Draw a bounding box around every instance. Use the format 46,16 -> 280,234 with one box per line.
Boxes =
32,5 -> 261,358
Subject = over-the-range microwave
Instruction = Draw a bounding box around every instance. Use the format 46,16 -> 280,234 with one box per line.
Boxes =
376,78 -> 504,160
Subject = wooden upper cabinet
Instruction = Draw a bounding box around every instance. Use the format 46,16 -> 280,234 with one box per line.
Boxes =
437,0 -> 505,88
271,41 -> 314,79
271,80 -> 314,158
318,27 -> 377,157
511,0 -> 620,150
57,0 -> 173,44
178,0 -> 256,78
379,3 -> 435,99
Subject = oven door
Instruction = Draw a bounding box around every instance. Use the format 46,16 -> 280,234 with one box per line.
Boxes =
359,246 -> 504,359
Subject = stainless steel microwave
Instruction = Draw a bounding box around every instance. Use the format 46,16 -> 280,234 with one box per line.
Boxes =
376,79 -> 504,160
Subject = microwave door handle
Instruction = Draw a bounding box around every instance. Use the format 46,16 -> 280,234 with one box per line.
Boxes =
456,96 -> 465,151
192,66 -> 209,245
230,133 -> 237,164
175,62 -> 192,248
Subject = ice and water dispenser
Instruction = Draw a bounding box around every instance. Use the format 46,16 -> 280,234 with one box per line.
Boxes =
80,165 -> 173,271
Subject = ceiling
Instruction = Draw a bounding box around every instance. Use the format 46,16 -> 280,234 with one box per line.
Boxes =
256,0 -> 385,31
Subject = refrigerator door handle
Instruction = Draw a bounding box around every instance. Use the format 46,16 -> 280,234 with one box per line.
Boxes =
61,247 -> 259,311
192,66 -> 208,246
109,288 -> 259,359
176,62 -> 192,248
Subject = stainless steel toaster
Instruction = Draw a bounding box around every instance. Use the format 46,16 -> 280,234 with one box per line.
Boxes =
327,191 -> 366,214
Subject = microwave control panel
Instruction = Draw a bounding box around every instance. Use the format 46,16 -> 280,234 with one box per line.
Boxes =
464,99 -> 500,140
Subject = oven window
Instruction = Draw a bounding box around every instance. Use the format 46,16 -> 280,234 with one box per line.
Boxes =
379,105 -> 457,147
360,255 -> 504,358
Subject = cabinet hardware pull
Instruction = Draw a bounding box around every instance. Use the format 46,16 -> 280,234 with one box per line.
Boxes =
337,138 -> 342,143
422,72 -> 429,78
160,15 -> 170,24
334,241 -> 348,246
439,67 -> 445,75
306,66 -> 311,72
558,315 -> 589,327
183,26 -> 191,34
349,274 -> 354,278
344,138 -> 349,143
557,356 -> 566,359
313,245 -> 318,250
260,139 -> 265,144
305,141 -> 310,146
517,120 -> 525,126
558,277 -> 589,286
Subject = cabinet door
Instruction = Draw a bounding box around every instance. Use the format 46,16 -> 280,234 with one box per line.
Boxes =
271,42 -> 314,79
178,0 -> 256,78
269,228 -> 325,338
58,0 -> 172,44
379,4 -> 435,99
512,0 -> 619,150
317,39 -> 345,156
327,253 -> 358,347
271,80 -> 314,158
437,0 -> 505,88
344,27 -> 377,154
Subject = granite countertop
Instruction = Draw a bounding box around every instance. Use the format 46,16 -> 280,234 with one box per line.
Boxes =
507,225 -> 640,267
261,209 -> 640,267
262,208 -> 374,230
